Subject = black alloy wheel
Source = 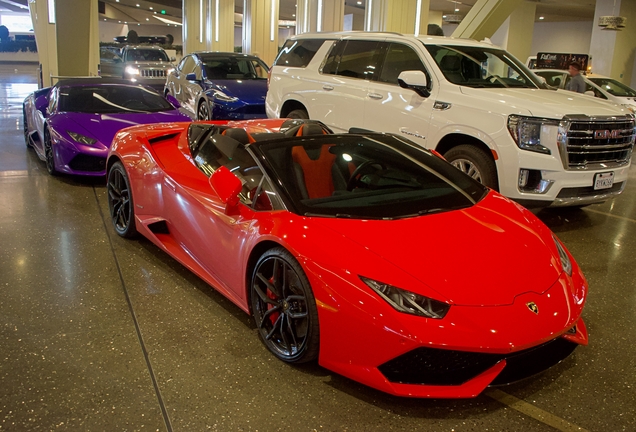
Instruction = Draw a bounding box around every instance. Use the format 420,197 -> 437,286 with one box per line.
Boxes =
43,129 -> 58,175
197,100 -> 210,120
23,108 -> 31,148
251,248 -> 319,363
107,161 -> 138,238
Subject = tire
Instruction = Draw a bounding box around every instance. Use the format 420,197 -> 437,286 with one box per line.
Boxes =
107,161 -> 138,238
444,144 -> 499,190
43,128 -> 58,176
287,109 -> 309,120
250,247 -> 319,364
197,100 -> 210,120
23,108 -> 31,148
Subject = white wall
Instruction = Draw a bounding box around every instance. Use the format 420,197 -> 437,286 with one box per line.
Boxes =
99,21 -> 183,45
530,21 -> 593,57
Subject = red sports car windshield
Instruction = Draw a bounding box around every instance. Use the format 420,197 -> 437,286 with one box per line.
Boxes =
254,134 -> 488,219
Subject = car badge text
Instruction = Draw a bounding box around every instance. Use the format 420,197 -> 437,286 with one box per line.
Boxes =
594,129 -> 621,139
526,302 -> 539,314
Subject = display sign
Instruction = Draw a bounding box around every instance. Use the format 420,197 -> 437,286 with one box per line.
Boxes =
536,53 -> 589,71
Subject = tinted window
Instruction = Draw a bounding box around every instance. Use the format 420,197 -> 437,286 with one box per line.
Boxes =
57,85 -> 173,113
589,78 -> 636,97
275,39 -> 326,67
334,41 -> 382,80
425,44 -> 543,89
200,56 -> 269,80
256,135 -> 487,219
321,40 -> 343,75
535,71 -> 566,88
124,48 -> 169,62
379,43 -> 426,85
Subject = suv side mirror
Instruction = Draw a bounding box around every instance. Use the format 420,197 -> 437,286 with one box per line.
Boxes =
397,70 -> 430,98
185,72 -> 198,81
209,166 -> 242,207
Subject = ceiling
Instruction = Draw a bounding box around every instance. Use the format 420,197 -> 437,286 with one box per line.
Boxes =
3,0 -> 598,24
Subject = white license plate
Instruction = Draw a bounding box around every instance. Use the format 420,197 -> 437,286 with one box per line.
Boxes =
594,172 -> 614,190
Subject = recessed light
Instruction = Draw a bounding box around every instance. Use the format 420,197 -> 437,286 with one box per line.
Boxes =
357,1 -> 362,4
455,8 -> 459,11
149,6 -> 153,10
442,15 -> 447,18
104,18 -> 106,21
146,18 -> 149,21
118,20 -> 121,23
124,21 -> 127,23
539,16 -> 545,20
292,13 -> 295,17
136,3 -> 140,6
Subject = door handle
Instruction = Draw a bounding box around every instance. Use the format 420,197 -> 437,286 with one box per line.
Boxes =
323,85 -> 334,91
368,93 -> 383,100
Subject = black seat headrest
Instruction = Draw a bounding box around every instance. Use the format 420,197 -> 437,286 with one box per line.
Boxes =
299,123 -> 325,136
223,128 -> 251,144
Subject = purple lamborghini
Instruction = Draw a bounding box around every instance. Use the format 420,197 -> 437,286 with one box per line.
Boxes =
23,79 -> 191,176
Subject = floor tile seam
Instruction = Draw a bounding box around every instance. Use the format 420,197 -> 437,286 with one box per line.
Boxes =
485,389 -> 589,432
92,186 -> 173,432
585,208 -> 636,223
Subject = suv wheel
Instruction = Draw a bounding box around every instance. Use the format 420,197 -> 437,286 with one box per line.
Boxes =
444,145 -> 498,190
287,109 -> 308,120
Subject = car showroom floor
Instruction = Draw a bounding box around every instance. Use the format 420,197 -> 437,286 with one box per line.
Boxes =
0,63 -> 634,431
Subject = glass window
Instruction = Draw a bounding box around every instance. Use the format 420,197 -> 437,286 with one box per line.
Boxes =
425,44 -> 542,89
275,39 -> 326,67
333,40 -> 383,80
379,43 -> 427,85
124,48 -> 169,62
321,41 -> 343,75
57,85 -> 173,113
256,135 -> 487,219
199,56 -> 269,80
535,71 -> 566,88
588,78 -> 636,97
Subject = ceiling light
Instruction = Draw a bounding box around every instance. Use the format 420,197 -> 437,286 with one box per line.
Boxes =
146,18 -> 149,21
292,13 -> 295,17
357,1 -> 362,4
455,8 -> 459,11
104,18 -> 106,21
136,3 -> 140,6
539,16 -> 545,20
442,15 -> 447,18
149,6 -> 153,10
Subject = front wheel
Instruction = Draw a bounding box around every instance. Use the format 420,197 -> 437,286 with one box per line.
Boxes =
43,128 -> 58,176
23,108 -> 31,148
287,109 -> 309,120
250,247 -> 319,363
107,161 -> 138,238
444,144 -> 498,190
197,100 -> 210,120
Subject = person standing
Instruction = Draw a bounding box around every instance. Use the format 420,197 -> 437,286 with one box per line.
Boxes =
565,62 -> 586,93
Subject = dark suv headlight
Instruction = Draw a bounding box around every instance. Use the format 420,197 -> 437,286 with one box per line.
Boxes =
360,276 -> 450,319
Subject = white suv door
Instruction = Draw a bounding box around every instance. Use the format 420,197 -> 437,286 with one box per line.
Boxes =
310,40 -> 385,133
363,42 -> 436,147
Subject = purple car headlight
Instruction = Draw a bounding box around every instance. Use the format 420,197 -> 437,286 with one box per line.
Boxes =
360,276 -> 450,319
67,131 -> 97,146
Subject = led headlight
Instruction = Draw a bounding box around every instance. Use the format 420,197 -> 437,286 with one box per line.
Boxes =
125,65 -> 140,76
360,276 -> 450,319
67,131 -> 97,146
552,234 -> 572,276
214,91 -> 238,102
507,115 -> 554,155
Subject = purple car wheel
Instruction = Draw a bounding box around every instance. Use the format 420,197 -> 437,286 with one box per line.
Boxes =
107,161 -> 137,238
23,108 -> 31,148
43,129 -> 58,176
251,248 -> 319,364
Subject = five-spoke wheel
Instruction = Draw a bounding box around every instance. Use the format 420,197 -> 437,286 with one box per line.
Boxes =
251,248 -> 319,363
107,161 -> 137,238
444,144 -> 498,190
197,100 -> 210,120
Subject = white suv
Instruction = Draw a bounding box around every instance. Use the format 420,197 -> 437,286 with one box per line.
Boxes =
266,33 -> 635,207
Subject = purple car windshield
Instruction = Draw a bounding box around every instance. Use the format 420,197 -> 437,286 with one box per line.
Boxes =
58,85 -> 174,114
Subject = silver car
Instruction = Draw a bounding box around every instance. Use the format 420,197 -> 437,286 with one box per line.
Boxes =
100,45 -> 175,92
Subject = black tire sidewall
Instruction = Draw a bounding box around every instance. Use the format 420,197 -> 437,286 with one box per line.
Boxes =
287,109 -> 309,120
107,161 -> 138,238
444,144 -> 499,191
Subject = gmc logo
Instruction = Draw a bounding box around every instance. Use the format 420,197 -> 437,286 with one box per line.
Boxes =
594,129 -> 621,139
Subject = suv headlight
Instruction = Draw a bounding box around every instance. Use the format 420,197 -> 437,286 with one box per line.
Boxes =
360,276 -> 450,319
214,91 -> 238,102
67,131 -> 97,146
552,234 -> 572,276
507,115 -> 556,155
125,65 -> 140,76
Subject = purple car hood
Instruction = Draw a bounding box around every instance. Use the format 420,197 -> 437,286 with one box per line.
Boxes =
52,110 -> 190,149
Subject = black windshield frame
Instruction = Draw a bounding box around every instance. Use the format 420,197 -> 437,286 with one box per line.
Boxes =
250,134 -> 488,219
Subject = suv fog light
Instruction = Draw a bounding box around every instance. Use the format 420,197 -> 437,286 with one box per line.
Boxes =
518,169 -> 553,194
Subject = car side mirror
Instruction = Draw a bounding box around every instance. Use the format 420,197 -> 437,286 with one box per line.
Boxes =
185,72 -> 198,82
209,166 -> 243,207
397,70 -> 430,98
165,94 -> 180,108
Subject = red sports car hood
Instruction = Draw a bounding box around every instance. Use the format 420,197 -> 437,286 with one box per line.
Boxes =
311,193 -> 562,307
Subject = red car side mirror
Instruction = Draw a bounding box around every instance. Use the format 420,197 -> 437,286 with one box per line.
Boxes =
209,166 -> 242,206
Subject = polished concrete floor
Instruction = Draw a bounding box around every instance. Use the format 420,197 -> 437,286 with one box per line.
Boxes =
0,63 -> 635,431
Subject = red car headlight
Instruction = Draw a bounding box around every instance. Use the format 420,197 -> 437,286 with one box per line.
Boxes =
360,276 -> 450,319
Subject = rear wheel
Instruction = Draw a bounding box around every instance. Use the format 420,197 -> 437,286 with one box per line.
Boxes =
107,161 -> 138,238
287,109 -> 309,120
444,144 -> 498,190
250,247 -> 319,363
197,100 -> 210,120
43,128 -> 58,176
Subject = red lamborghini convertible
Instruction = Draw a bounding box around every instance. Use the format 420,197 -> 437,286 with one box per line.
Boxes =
106,118 -> 588,398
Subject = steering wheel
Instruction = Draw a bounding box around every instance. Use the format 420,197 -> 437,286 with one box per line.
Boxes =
346,160 -> 386,191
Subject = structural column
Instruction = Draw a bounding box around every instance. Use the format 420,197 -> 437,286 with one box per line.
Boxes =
490,1 -> 536,61
364,0 -> 430,37
54,0 -> 99,78
28,0 -> 58,87
589,0 -> 636,85
451,0 -> 523,40
242,0 -> 280,66
296,0 -> 345,34
184,0 -> 234,55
